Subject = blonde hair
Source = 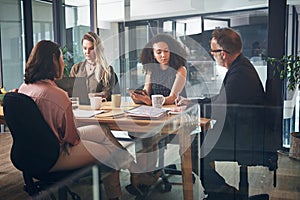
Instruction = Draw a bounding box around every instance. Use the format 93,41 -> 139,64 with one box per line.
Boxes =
82,32 -> 111,86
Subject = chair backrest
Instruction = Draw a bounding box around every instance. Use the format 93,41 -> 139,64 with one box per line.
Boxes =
3,92 -> 60,176
228,104 -> 266,165
203,103 -> 278,168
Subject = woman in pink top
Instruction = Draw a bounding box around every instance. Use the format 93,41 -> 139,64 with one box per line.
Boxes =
18,40 -> 152,200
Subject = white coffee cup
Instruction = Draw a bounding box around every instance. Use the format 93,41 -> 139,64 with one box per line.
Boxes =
111,94 -> 121,108
90,96 -> 107,110
151,94 -> 165,109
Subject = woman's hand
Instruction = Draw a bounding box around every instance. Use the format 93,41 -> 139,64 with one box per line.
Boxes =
130,90 -> 151,105
8,88 -> 19,93
175,96 -> 191,106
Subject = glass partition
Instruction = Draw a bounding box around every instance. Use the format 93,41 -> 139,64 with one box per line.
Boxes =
124,103 -> 200,170
201,103 -> 282,199
64,0 -> 90,71
120,7 -> 269,101
25,104 -> 200,199
0,0 -> 23,90
32,0 -> 53,44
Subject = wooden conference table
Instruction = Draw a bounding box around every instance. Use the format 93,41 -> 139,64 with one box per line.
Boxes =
0,101 -> 210,200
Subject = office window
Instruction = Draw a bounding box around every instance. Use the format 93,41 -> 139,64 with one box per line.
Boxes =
64,0 -> 121,77
64,0 -> 90,66
184,17 -> 202,35
32,0 -> 53,44
0,0 -> 23,90
163,21 -> 173,33
95,0 -> 125,96
176,21 -> 185,36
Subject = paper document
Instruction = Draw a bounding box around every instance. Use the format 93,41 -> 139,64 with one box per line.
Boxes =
167,106 -> 187,115
126,105 -> 167,119
73,109 -> 104,118
95,109 -> 125,118
111,131 -> 132,141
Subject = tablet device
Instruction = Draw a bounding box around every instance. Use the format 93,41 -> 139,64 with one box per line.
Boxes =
127,88 -> 144,95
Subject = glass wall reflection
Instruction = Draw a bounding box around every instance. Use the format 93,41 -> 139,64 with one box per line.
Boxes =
0,0 -> 23,90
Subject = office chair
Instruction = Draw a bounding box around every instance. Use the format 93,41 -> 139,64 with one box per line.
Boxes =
157,136 -> 196,193
202,104 -> 278,200
3,92 -> 100,200
126,85 -> 195,194
233,105 -> 278,200
125,127 -> 197,196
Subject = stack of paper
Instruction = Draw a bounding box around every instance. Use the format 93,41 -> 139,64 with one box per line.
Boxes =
125,105 -> 167,119
95,109 -> 125,118
73,109 -> 104,118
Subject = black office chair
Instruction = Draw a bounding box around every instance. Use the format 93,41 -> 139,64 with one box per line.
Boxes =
126,85 -> 194,195
126,128 -> 196,196
202,104 -> 279,200
3,92 -> 100,200
157,135 -> 197,193
232,104 -> 278,200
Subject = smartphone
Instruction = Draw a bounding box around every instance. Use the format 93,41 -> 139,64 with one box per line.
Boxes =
127,88 -> 144,95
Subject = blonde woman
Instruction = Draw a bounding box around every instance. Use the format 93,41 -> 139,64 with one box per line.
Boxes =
70,32 -> 120,101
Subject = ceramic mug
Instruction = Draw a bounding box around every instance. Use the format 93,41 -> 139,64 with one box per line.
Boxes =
89,96 -> 106,110
151,94 -> 165,109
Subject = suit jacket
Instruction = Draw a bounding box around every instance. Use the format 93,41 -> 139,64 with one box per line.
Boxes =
197,54 -> 266,163
195,54 -> 265,116
216,54 -> 265,104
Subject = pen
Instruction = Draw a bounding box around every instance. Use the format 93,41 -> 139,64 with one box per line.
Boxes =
176,93 -> 181,106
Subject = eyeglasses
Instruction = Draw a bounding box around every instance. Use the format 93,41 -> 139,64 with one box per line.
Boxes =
209,49 -> 230,54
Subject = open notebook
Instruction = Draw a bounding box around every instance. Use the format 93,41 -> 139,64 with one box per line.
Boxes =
55,77 -> 90,105
125,105 -> 168,119
73,109 -> 104,118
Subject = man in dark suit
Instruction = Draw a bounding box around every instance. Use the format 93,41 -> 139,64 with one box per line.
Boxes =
177,28 -> 265,199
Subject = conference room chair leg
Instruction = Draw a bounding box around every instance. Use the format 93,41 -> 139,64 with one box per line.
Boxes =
95,165 -> 102,200
58,187 -> 68,200
0,124 -> 5,132
23,173 -> 38,196
159,168 -> 172,192
158,139 -> 172,192
239,165 -> 249,200
239,165 -> 269,200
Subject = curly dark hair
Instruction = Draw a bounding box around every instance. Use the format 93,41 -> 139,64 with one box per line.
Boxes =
24,40 -> 61,84
139,33 -> 187,72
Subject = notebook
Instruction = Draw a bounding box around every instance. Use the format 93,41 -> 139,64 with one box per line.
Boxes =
55,77 -> 90,105
73,109 -> 104,118
125,105 -> 168,120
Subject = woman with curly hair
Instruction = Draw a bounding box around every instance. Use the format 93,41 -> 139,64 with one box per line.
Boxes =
129,33 -> 187,105
126,33 -> 188,196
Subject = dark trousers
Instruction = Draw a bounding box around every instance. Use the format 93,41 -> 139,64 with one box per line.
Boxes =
192,136 -> 236,193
